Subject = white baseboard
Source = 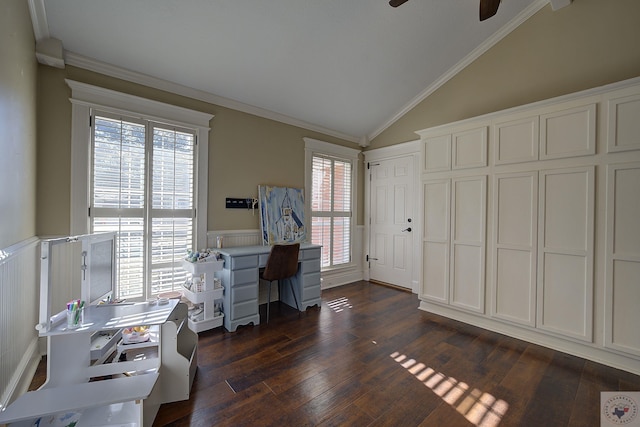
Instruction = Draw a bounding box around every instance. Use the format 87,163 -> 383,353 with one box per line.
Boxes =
419,300 -> 640,376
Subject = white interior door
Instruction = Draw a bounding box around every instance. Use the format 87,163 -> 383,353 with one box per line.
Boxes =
369,156 -> 414,289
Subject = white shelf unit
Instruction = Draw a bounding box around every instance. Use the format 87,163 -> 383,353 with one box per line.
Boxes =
181,259 -> 225,332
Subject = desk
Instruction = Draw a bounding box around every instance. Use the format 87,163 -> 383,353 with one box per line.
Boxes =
217,243 -> 322,332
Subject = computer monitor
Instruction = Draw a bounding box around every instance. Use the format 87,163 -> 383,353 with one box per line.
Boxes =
84,234 -> 116,306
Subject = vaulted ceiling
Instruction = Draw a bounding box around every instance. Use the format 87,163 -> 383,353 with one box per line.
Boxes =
31,0 -> 566,144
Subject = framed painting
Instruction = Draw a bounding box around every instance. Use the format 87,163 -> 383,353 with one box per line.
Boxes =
258,185 -> 306,245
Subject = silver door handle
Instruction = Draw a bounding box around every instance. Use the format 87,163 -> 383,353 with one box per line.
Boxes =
402,227 -> 412,232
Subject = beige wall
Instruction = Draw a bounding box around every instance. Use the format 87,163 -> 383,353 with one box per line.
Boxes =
371,0 -> 640,148
36,66 -> 363,237
0,0 -> 37,248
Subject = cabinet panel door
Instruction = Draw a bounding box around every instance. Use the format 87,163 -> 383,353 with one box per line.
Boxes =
537,167 -> 594,341
451,244 -> 484,311
541,252 -> 588,338
492,172 -> 538,326
452,127 -> 487,169
421,180 -> 450,303
423,134 -> 451,172
493,116 -> 539,165
607,94 -> 640,153
423,242 -> 448,303
540,104 -> 596,159
450,176 -> 486,313
605,163 -> 640,356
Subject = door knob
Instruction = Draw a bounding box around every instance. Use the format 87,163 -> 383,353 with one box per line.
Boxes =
402,227 -> 412,232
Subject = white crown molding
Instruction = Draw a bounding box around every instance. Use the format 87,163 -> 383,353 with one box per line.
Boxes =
64,51 -> 360,144
28,0 -> 49,41
368,0 -> 549,141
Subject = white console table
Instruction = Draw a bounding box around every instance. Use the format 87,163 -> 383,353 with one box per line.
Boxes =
0,300 -> 197,427
217,243 -> 322,332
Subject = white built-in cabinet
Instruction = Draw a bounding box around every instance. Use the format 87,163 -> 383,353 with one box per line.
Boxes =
417,77 -> 640,375
492,171 -> 537,327
537,166 -> 594,342
422,176 -> 488,312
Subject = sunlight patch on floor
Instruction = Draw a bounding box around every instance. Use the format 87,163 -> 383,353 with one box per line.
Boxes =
390,351 -> 509,427
326,297 -> 352,312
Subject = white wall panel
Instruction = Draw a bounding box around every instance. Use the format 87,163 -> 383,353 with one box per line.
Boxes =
424,181 -> 449,242
605,163 -> 640,356
612,167 -> 640,255
611,261 -> 640,353
452,127 -> 487,169
543,172 -> 589,251
453,178 -> 484,243
451,244 -> 484,311
423,242 -> 448,303
607,94 -> 640,153
493,116 -> 539,165
541,253 -> 588,338
421,180 -> 450,303
540,104 -> 596,159
538,167 -> 594,341
423,134 -> 451,172
495,249 -> 534,324
450,176 -> 486,313
492,172 -> 537,326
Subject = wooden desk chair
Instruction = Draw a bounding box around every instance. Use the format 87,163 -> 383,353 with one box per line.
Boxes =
259,243 -> 300,323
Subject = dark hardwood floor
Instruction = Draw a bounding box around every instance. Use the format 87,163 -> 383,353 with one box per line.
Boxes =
31,281 -> 640,426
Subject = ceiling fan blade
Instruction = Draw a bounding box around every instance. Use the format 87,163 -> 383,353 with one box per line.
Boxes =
389,0 -> 410,7
479,0 -> 501,21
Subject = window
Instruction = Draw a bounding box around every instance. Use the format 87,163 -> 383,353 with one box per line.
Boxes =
91,112 -> 196,298
68,80 -> 212,301
305,138 -> 359,269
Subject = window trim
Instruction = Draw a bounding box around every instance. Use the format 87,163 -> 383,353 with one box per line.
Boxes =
67,79 -> 213,252
304,137 -> 360,271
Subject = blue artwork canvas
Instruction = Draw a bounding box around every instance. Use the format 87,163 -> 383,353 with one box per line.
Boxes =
258,186 -> 306,245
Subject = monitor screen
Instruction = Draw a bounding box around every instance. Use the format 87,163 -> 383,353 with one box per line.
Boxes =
89,238 -> 114,304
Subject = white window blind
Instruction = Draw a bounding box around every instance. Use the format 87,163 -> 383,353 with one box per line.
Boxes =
311,154 -> 352,268
91,112 -> 195,299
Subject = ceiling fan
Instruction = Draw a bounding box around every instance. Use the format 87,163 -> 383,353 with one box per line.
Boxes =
389,0 -> 501,21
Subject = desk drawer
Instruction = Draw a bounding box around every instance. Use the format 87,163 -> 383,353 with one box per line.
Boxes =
231,255 -> 258,270
301,259 -> 321,273
303,248 -> 321,260
303,272 -> 321,289
231,268 -> 257,285
233,283 -> 258,302
232,300 -> 258,319
302,285 -> 321,302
